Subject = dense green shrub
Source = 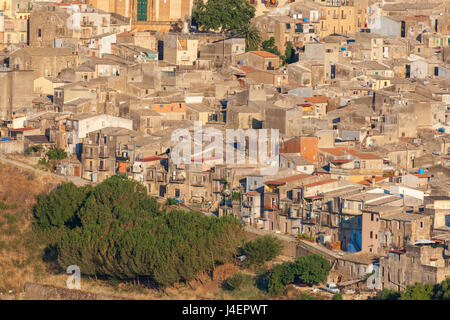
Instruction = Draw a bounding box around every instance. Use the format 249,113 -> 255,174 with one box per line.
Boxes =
265,254 -> 331,295
376,279 -> 450,300
34,175 -> 244,288
241,235 -> 283,267
376,289 -> 401,300
46,146 -> 67,160
333,293 -> 343,300
34,183 -> 90,229
226,273 -> 253,291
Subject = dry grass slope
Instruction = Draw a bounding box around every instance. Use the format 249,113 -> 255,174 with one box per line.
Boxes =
0,163 -> 63,295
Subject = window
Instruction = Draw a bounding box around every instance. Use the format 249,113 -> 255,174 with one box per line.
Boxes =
420,221 -> 423,228
371,213 -> 374,221
370,231 -> 373,239
137,0 -> 148,21
38,29 -> 42,37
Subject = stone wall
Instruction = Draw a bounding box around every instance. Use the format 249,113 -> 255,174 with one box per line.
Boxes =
0,140 -> 24,154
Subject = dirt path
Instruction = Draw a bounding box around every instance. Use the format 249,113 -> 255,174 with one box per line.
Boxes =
0,155 -> 89,187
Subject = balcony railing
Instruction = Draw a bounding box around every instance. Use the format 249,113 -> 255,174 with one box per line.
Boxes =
265,0 -> 278,7
99,148 -> 109,158
170,174 -> 185,183
264,203 -> 278,210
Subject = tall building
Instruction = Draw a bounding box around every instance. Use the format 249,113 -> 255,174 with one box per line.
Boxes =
89,0 -> 193,32
312,0 -> 369,37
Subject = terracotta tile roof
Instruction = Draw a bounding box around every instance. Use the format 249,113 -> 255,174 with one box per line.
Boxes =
303,179 -> 337,188
248,51 -> 279,58
240,66 -> 257,73
117,32 -> 133,37
357,176 -> 388,186
265,173 -> 311,185
140,156 -> 165,162
412,173 -> 430,178
319,148 -> 347,156
304,96 -> 329,104
9,127 -> 39,132
319,147 -> 381,160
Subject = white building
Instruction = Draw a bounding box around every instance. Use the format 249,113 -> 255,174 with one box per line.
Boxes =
66,113 -> 132,155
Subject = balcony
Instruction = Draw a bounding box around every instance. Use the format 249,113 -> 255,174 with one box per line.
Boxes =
99,148 -> 109,158
116,151 -> 130,162
191,174 -> 208,187
170,173 -> 185,183
302,217 -> 317,224
264,203 -> 278,210
81,21 -> 94,27
265,0 -> 278,8
156,173 -> 166,182
99,166 -> 108,171
191,180 -> 206,187
212,171 -> 222,180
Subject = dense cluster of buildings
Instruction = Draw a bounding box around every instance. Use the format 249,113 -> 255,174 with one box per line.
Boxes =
1,0 -> 450,293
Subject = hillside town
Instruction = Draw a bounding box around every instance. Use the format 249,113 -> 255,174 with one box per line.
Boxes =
0,0 -> 450,298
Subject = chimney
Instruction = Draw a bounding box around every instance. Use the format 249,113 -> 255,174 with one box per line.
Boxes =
372,175 -> 376,187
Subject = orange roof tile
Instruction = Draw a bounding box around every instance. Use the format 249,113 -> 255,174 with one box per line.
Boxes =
303,179 -> 337,188
265,173 -> 311,185
357,176 -> 388,186
117,32 -> 133,37
319,147 -> 381,160
412,173 -> 430,178
240,66 -> 257,73
304,96 -> 329,104
249,51 -> 279,58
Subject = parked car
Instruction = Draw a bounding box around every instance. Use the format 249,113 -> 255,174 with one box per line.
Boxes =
325,282 -> 340,294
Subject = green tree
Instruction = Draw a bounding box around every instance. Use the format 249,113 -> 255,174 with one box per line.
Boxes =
226,272 -> 253,291
34,182 -> 89,229
261,37 -> 280,56
192,0 -> 256,32
400,283 -> 434,300
333,293 -> 343,300
231,191 -> 241,202
265,254 -> 331,295
234,23 -> 261,51
266,262 -> 294,295
282,41 -> 295,64
241,235 -> 283,267
46,146 -> 67,160
166,198 -> 178,205
292,254 -> 331,286
376,289 -> 401,300
35,176 -> 245,288
434,278 -> 450,300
